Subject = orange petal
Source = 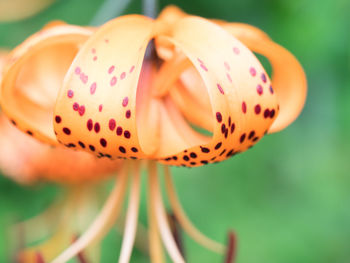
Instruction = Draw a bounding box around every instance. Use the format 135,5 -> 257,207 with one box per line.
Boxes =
0,114 -> 121,184
155,5 -> 187,60
221,23 -> 307,133
0,23 -> 93,146
54,15 -> 161,159
0,0 -> 55,22
156,16 -> 278,167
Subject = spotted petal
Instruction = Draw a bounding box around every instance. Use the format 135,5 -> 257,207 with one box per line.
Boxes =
221,22 -> 307,133
54,15 -> 161,160
156,16 -> 278,167
0,23 -> 92,145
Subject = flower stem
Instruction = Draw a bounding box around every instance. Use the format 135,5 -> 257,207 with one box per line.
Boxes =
142,0 -> 158,19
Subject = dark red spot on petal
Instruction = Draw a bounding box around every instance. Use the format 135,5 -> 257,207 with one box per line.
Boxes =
116,126 -> 123,136
221,123 -> 226,134
256,84 -> 263,95
217,83 -> 225,94
269,85 -> 274,94
120,72 -> 126,80
78,105 -> 85,116
90,82 -> 97,94
124,130 -> 131,139
226,73 -> 232,83
261,73 -> 267,83
131,147 -> 138,153
94,122 -> 100,133
230,123 -> 235,134
264,109 -> 270,118
67,90 -> 74,98
122,97 -> 129,107
270,109 -> 275,118
125,110 -> 131,119
248,131 -> 255,140
109,119 -> 116,131
190,152 -> 197,158
224,61 -> 230,70
99,104 -> 103,112
55,116 -> 62,123
73,102 -> 79,111
254,104 -> 261,114
63,127 -> 71,135
78,141 -> 85,148
119,146 -> 126,153
240,134 -> 246,143
100,138 -> 107,147
201,147 -> 210,153
87,119 -> 93,131
215,142 -> 222,150
89,145 -> 95,151
249,67 -> 256,76
110,76 -> 117,86
242,102 -> 247,113
108,66 -> 115,74
216,112 -> 222,123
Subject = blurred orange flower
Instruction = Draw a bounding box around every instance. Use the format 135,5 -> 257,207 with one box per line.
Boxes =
0,0 -> 56,22
0,5 -> 306,263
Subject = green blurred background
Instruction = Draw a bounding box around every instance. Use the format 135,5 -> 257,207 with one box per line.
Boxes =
0,0 -> 349,262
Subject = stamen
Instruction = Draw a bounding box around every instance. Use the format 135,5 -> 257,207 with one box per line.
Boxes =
167,213 -> 185,259
51,166 -> 129,263
14,199 -> 63,245
224,231 -> 237,263
77,250 -> 88,263
153,55 -> 192,98
72,236 -> 88,263
164,166 -> 225,254
115,216 -> 149,254
118,164 -> 141,263
147,164 -> 165,263
149,162 -> 185,263
36,252 -> 45,263
17,228 -> 69,262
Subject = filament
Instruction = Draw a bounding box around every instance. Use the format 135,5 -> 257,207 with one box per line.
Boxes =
118,163 -> 141,263
149,162 -> 185,263
147,163 -> 165,263
51,167 -> 129,263
164,165 -> 225,254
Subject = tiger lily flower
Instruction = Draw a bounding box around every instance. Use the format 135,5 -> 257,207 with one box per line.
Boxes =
0,103 -> 122,262
0,47 -> 122,262
0,5 -> 306,263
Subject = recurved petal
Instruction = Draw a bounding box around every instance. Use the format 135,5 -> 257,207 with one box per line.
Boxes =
222,23 -> 307,133
0,114 -> 121,184
54,15 -> 162,160
156,16 -> 278,166
0,23 -> 93,146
